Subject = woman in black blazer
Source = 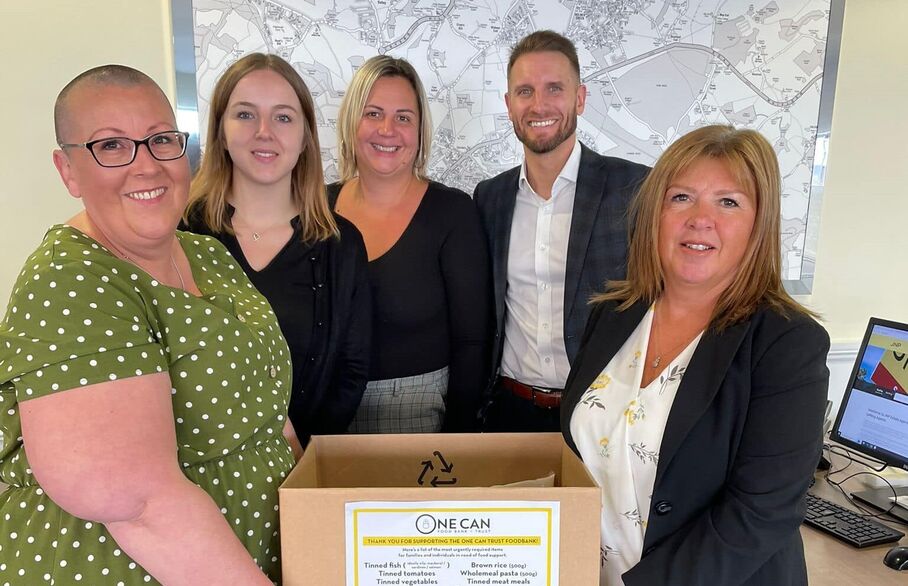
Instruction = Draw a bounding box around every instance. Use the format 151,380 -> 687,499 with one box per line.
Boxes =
561,125 -> 829,585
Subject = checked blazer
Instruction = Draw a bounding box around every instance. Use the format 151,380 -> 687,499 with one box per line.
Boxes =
473,142 -> 649,386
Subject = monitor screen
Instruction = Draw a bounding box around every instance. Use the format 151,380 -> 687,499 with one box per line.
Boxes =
830,317 -> 908,471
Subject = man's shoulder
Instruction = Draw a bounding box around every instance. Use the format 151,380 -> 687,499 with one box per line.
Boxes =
578,144 -> 650,179
474,165 -> 521,197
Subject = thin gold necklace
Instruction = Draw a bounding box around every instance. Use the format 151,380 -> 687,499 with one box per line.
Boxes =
99,230 -> 185,291
231,214 -> 291,242
169,255 -> 186,290
649,302 -> 700,369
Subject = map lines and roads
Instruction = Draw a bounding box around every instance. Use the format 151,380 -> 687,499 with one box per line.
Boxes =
186,0 -> 840,282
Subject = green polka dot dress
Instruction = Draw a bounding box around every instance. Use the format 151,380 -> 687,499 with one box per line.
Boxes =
0,225 -> 295,584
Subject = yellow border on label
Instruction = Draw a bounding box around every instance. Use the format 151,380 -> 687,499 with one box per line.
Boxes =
350,506 -> 555,586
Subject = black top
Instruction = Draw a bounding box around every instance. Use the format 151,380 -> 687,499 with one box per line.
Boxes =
182,209 -> 371,444
327,181 -> 492,431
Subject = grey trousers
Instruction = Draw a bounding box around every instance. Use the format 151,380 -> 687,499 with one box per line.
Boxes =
347,366 -> 449,433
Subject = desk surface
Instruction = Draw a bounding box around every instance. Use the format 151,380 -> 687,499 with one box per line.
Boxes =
803,459 -> 908,584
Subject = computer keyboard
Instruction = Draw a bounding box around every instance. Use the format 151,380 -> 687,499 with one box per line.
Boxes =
803,492 -> 905,547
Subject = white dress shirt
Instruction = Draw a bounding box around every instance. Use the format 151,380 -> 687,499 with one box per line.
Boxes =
500,138 -> 582,388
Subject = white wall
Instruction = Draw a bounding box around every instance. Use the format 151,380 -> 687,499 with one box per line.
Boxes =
804,0 -> 908,343
0,0 -> 175,307
0,1 -> 905,352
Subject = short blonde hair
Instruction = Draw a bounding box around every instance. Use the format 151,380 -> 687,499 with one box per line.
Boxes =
596,124 -> 815,330
336,55 -> 432,182
186,53 -> 338,242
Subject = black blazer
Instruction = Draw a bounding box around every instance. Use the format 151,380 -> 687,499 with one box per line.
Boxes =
562,300 -> 830,586
473,143 -> 649,380
305,217 -> 371,437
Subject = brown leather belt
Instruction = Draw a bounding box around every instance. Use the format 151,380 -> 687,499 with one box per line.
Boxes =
500,376 -> 563,409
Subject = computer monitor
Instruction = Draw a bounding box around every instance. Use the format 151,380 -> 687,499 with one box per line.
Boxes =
830,317 -> 908,518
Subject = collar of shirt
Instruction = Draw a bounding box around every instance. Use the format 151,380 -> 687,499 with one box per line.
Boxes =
517,138 -> 582,203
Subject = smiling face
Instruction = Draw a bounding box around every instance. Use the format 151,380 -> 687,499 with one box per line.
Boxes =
222,68 -> 306,194
658,156 -> 757,299
505,51 -> 586,155
53,82 -> 189,250
355,75 -> 421,179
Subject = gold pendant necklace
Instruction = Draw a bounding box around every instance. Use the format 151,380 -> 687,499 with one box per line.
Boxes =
650,302 -> 686,369
650,303 -> 664,369
233,216 -> 287,243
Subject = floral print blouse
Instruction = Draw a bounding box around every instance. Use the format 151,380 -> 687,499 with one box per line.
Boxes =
569,305 -> 702,585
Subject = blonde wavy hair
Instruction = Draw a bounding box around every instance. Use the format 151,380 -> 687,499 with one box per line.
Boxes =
595,124 -> 815,331
186,53 -> 338,241
335,55 -> 432,183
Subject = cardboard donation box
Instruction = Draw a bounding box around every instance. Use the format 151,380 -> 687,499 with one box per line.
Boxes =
279,432 -> 600,586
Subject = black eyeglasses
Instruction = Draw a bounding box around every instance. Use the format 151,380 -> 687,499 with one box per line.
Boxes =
58,131 -> 189,168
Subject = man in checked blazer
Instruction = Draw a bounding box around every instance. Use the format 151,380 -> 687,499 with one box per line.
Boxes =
475,31 -> 649,432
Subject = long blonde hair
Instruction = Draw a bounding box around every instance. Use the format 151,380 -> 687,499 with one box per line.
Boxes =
595,124 -> 815,330
335,55 -> 433,183
186,53 -> 338,241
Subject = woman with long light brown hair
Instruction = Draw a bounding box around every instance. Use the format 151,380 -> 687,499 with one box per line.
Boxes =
185,53 -> 370,448
562,125 -> 829,585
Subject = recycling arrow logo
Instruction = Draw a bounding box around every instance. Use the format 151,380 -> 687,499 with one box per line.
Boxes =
417,450 -> 457,486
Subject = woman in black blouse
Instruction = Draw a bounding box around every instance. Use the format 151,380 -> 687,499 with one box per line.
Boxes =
329,55 -> 491,433
184,53 -> 370,450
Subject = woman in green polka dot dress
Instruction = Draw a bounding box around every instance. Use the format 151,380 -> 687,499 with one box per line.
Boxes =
0,66 -> 297,584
